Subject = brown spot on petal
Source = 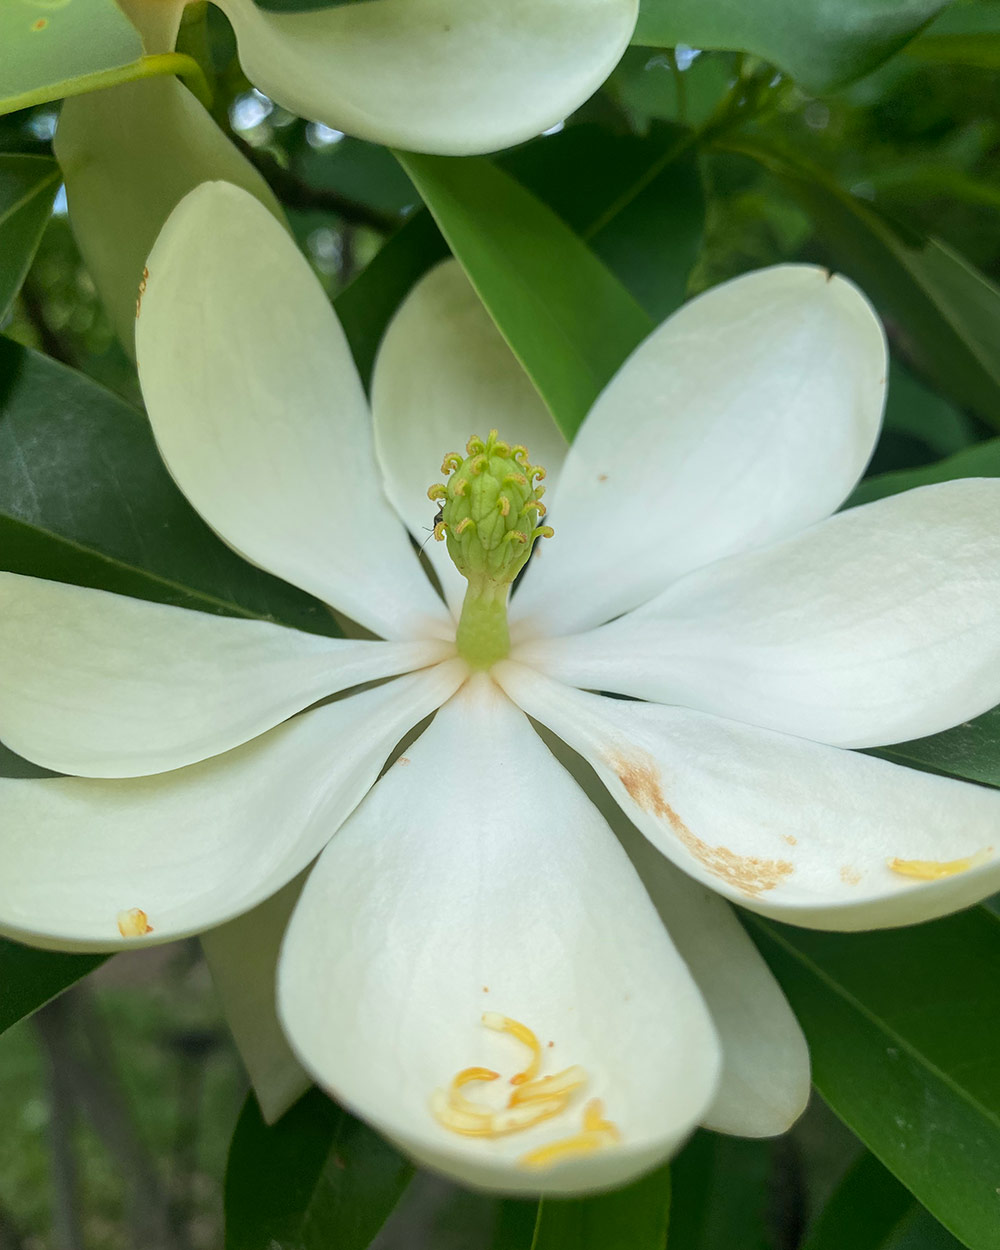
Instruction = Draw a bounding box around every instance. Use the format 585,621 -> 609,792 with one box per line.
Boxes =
597,473 -> 609,483
607,749 -> 793,897
784,835 -> 797,846
840,866 -> 861,886
397,756 -> 411,766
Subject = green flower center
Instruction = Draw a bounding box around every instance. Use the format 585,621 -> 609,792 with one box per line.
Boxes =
428,430 -> 553,669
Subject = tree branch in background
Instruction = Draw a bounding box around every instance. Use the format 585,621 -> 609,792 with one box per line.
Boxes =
232,134 -> 400,232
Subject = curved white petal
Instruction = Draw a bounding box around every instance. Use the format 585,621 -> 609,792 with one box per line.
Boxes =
135,182 -> 448,640
550,736 -> 809,1137
0,573 -> 450,778
495,663 -> 1000,931
202,876 -> 311,1125
278,674 -> 719,1195
0,662 -> 466,950
519,480 -> 1000,748
215,0 -> 638,157
511,265 -> 886,639
621,834 -> 810,1137
372,260 -> 566,617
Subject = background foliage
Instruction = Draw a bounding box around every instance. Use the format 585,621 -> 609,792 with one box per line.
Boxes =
2,1 -> 1000,1247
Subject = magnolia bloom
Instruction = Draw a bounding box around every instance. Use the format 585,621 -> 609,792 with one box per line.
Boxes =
114,0 -> 639,155
4,182 -> 1000,1194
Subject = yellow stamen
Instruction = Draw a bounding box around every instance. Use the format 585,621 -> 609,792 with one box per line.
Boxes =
889,847 -> 992,880
116,907 -> 153,937
430,1016 -> 620,1169
448,1067 -> 500,1115
508,1065 -> 587,1106
482,1012 -> 542,1084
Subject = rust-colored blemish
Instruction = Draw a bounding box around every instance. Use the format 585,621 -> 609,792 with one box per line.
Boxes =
397,756 -> 411,766
607,749 -> 793,897
840,866 -> 861,886
135,265 -> 149,319
482,985 -> 489,992
32,17 -> 48,30
597,473 -> 609,483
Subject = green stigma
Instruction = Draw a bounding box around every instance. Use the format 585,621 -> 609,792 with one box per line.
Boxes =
428,430 -> 553,669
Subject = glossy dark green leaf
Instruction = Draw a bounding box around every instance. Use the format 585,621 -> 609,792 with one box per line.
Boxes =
801,1150 -> 962,1250
224,1089 -> 412,1250
0,153 -> 60,320
634,0 -> 946,92
727,139 -> 1000,433
339,126 -> 703,386
851,437 -> 1000,509
0,339 -> 338,634
0,936 -> 106,1036
396,150 -> 653,440
491,1161 -> 671,1250
0,0 -> 143,115
747,908 -> 1000,1250
669,1132 -> 776,1250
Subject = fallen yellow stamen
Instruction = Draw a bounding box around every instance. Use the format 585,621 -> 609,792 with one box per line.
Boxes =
116,907 -> 153,937
508,1065 -> 587,1106
449,1067 -> 500,1115
482,1012 -> 542,1084
430,1016 -> 620,1169
519,1100 -> 621,1169
889,847 -> 992,880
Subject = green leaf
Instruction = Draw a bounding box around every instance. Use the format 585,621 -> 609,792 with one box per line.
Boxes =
801,1150 -> 963,1250
747,907 -> 1000,1250
491,1161 -> 671,1250
395,150 -> 653,440
0,339 -> 338,635
0,154 -> 59,321
224,1089 -> 412,1250
0,936 -> 106,1036
669,1132 -> 776,1250
0,0 -> 143,115
851,438 -> 1000,509
339,126 -> 703,387
633,0 -> 947,92
726,138 -> 1000,434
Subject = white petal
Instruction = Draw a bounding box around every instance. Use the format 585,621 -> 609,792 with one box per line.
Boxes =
278,674 -> 719,1195
372,260 -> 567,617
0,573 -> 449,778
620,834 -> 809,1137
546,732 -> 809,1137
520,480 -> 1000,748
202,876 -> 311,1124
0,662 -> 466,950
510,265 -> 886,638
56,76 -> 284,355
494,663 -> 1000,931
215,0 -> 638,157
135,182 -> 448,640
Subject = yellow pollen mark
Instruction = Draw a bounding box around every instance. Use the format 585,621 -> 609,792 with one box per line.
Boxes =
454,516 -> 474,536
889,848 -> 992,881
116,907 -> 153,937
509,1065 -> 587,1106
482,1012 -> 542,1084
519,1100 -> 621,1170
499,495 -> 511,517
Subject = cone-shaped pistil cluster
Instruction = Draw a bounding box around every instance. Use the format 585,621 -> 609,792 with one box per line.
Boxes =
429,431 -> 552,669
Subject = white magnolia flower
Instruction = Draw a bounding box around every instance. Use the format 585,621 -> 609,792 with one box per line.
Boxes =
4,182 -> 1000,1195
116,0 -> 639,155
